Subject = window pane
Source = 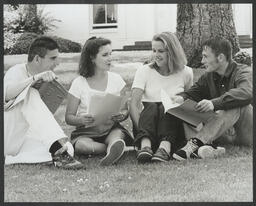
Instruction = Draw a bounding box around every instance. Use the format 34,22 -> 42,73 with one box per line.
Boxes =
93,4 -> 105,24
107,4 -> 117,23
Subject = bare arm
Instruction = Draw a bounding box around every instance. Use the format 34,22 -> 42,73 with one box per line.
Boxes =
129,88 -> 144,131
65,93 -> 94,127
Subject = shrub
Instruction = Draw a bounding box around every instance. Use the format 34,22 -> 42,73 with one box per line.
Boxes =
4,31 -> 22,54
4,5 -> 60,35
8,32 -> 38,54
233,51 -> 252,66
8,32 -> 81,54
51,36 -> 81,53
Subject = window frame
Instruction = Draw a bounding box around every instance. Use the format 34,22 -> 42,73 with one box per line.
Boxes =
91,4 -> 118,30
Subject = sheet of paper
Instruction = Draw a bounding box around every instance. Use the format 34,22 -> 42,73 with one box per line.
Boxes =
88,93 -> 123,125
7,82 -> 33,110
160,89 -> 181,113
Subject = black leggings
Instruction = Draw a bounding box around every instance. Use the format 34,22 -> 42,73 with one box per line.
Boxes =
133,102 -> 185,153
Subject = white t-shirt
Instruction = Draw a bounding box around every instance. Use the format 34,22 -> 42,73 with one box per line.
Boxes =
132,64 -> 193,102
69,71 -> 126,115
4,63 -> 28,103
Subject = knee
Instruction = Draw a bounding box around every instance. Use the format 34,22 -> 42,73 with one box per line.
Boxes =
74,139 -> 90,152
240,104 -> 253,116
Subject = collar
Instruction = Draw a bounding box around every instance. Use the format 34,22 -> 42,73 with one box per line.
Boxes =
223,60 -> 237,78
213,60 -> 237,80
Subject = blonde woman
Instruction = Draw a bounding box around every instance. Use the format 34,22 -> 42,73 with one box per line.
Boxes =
130,32 -> 193,163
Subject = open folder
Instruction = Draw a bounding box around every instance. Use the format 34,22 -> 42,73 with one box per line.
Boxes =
161,89 -> 216,131
88,93 -> 123,125
5,79 -> 68,114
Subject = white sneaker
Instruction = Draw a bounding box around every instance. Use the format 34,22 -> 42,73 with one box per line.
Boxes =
197,145 -> 226,159
100,139 -> 125,166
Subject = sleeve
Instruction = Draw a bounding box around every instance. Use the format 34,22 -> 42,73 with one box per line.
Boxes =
68,77 -> 81,99
184,66 -> 193,91
179,73 -> 210,102
114,73 -> 126,93
132,66 -> 147,91
4,65 -> 25,103
211,66 -> 252,110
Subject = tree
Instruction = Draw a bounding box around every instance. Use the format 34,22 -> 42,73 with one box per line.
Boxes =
176,4 -> 240,68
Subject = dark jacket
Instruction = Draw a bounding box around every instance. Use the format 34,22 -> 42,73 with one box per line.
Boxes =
180,61 -> 252,111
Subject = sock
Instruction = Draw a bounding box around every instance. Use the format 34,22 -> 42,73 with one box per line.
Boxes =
141,137 -> 151,149
64,142 -> 74,157
49,141 -> 62,155
159,141 -> 171,154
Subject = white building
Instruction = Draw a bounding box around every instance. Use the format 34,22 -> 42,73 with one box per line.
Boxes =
43,4 -> 252,49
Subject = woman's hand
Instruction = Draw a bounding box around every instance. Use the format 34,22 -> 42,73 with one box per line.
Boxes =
171,95 -> 184,104
79,114 -> 95,127
111,110 -> 128,122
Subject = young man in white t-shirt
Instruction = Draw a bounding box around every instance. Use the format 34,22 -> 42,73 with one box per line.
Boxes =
4,36 -> 84,169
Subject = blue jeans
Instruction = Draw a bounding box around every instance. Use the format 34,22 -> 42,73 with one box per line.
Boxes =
184,105 -> 253,147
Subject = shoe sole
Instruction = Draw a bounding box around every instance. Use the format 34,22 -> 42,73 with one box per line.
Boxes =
53,160 -> 85,170
100,140 -> 125,166
172,153 -> 186,161
151,156 -> 169,162
198,146 -> 226,159
137,151 -> 152,163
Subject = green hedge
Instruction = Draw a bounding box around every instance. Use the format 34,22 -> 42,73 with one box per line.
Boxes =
7,32 -> 81,54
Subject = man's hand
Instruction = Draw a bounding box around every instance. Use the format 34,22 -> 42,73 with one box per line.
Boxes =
195,99 -> 214,112
34,71 -> 57,82
171,95 -> 184,104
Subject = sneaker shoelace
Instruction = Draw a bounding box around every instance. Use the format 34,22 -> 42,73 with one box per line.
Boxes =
62,152 -> 75,162
183,139 -> 199,156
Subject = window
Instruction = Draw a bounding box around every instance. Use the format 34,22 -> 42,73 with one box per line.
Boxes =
92,4 -> 117,29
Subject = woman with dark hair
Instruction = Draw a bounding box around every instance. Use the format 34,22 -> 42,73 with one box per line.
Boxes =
130,32 -> 193,163
65,37 -> 133,166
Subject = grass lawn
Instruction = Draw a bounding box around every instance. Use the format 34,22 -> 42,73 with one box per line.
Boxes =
4,50 -> 253,202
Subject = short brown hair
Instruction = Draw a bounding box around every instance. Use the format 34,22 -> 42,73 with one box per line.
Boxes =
28,36 -> 59,62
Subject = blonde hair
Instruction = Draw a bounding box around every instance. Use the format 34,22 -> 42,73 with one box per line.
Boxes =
152,32 -> 187,73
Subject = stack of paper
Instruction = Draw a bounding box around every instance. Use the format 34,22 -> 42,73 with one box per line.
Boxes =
88,93 -> 123,125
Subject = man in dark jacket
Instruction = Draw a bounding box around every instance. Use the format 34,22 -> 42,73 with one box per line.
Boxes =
171,37 -> 252,161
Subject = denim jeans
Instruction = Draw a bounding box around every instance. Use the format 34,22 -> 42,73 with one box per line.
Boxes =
133,102 -> 185,152
184,105 -> 253,147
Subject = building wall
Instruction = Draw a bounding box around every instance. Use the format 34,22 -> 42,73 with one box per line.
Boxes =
42,4 -> 252,50
233,4 -> 252,36
41,4 -> 89,44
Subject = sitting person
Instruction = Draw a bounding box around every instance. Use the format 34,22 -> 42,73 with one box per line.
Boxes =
172,37 -> 253,161
4,36 -> 84,169
65,37 -> 133,166
130,32 -> 193,163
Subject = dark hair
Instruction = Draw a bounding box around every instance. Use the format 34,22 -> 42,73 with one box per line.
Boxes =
28,36 -> 59,62
79,37 -> 111,78
202,37 -> 232,61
